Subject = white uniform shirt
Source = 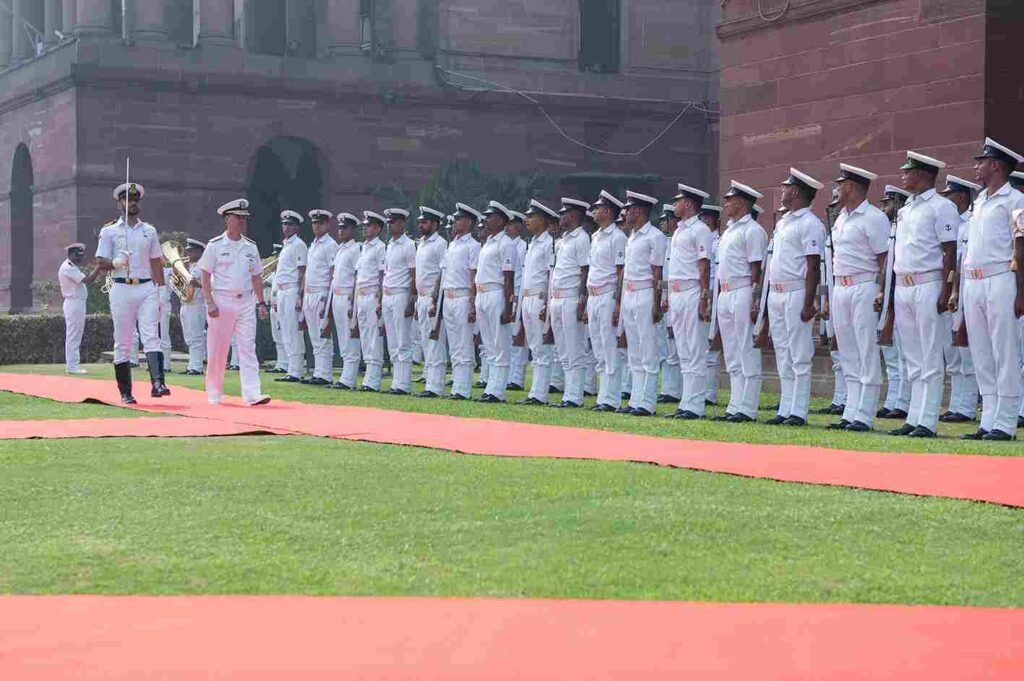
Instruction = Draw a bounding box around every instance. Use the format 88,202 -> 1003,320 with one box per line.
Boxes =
666,216 -> 713,282
522,231 -> 554,293
623,222 -> 667,282
355,238 -> 386,289
159,266 -> 173,304
58,260 -> 88,300
330,240 -> 360,291
306,233 -> 339,290
275,234 -> 308,287
956,211 -> 971,261
416,232 -> 447,291
197,233 -> 262,292
709,233 -> 720,284
509,236 -> 527,292
441,233 -> 481,290
768,207 -> 824,283
587,224 -> 627,289
716,215 -> 767,282
383,233 -> 417,289
831,200 -> 890,276
95,217 -> 162,279
964,182 -> 1024,268
182,261 -> 203,305
475,231 -> 517,286
893,189 -> 959,274
551,227 -> 591,290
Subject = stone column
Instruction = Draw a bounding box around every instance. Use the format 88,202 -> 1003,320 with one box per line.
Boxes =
128,0 -> 170,43
45,0 -> 62,46
0,8 -> 11,68
76,0 -> 113,36
196,0 -> 236,47
63,0 -> 77,34
322,0 -> 360,55
12,0 -> 32,60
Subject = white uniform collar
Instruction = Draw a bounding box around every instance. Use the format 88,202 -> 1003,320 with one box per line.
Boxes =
634,222 -> 656,235
454,232 -> 473,242
982,182 -> 1012,200
365,236 -> 381,246
911,188 -> 937,202
313,233 -> 331,244
787,206 -> 810,218
842,200 -> 869,217
284,233 -> 301,244
728,214 -> 753,229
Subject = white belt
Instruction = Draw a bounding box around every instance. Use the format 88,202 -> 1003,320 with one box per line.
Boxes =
587,283 -> 617,296
213,290 -> 251,299
277,282 -> 297,291
769,280 -> 803,293
476,283 -> 503,293
668,279 -> 700,293
964,262 -> 1012,280
356,286 -> 379,296
417,286 -> 436,296
834,272 -> 876,287
444,288 -> 472,299
894,270 -> 943,287
305,286 -> 328,294
523,288 -> 547,298
333,287 -> 354,297
383,287 -> 410,296
550,288 -> 579,300
624,280 -> 654,292
719,277 -> 751,292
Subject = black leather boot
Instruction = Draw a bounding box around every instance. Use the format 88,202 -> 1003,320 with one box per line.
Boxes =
115,362 -> 136,405
147,351 -> 171,397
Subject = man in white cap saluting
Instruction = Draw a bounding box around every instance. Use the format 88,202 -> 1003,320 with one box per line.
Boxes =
354,211 -> 388,391
829,163 -> 890,432
273,210 -> 307,383
663,183 -> 714,419
886,151 -> 959,438
586,190 -> 628,412
197,199 -> 270,406
959,138 -> 1024,440
180,238 -> 208,375
939,175 -> 981,423
516,199 -> 558,405
302,209 -> 339,385
474,201 -> 519,402
94,182 -> 168,404
438,203 -> 482,399
547,197 -> 592,408
58,243 -> 101,374
381,208 -> 417,395
324,213 -> 362,389
413,206 -> 448,397
712,181 -> 768,423
618,190 -> 666,416
764,169 -> 825,426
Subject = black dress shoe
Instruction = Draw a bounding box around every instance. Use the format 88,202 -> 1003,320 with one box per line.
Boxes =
185,369 -> 203,376
827,420 -> 851,430
416,390 -> 439,398
387,388 -> 410,395
299,377 -> 311,384
551,401 -> 582,409
982,429 -> 1015,441
886,409 -> 908,420
1018,416 -> 1024,428
121,394 -> 137,405
583,391 -> 597,398
815,404 -> 838,415
727,413 -> 754,423
960,429 -> 988,440
908,426 -> 936,438
359,385 -> 379,392
705,399 -> 717,407
762,404 -> 780,412
845,420 -> 870,432
473,380 -> 488,389
876,407 -> 892,419
621,392 -> 631,401
631,408 -> 653,417
710,414 -> 734,422
765,415 -> 787,426
783,416 -> 807,427
228,365 -> 240,371
678,410 -> 701,420
943,413 -> 971,423
550,386 -> 564,394
656,394 -> 677,404
829,404 -> 846,416
518,397 -> 544,406
308,377 -> 330,386
475,394 -> 502,403
448,394 -> 468,401
889,424 -> 916,436
615,406 -> 633,414
276,375 -> 301,383
332,382 -> 355,390
590,403 -> 615,412
506,383 -> 524,392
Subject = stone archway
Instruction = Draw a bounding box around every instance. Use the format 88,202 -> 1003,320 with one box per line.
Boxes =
244,136 -> 327,255
9,144 -> 34,313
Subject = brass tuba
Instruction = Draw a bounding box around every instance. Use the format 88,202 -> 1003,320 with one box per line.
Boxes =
161,241 -> 196,303
261,256 -> 279,284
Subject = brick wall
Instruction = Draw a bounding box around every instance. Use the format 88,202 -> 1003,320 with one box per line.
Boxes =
717,0 -> 989,211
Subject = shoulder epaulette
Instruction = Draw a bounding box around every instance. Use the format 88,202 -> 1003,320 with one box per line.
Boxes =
208,234 -> 224,243
104,219 -> 118,227
243,236 -> 256,245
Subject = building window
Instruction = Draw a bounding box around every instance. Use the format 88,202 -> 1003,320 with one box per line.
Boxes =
579,0 -> 620,74
248,0 -> 287,56
360,0 -> 374,54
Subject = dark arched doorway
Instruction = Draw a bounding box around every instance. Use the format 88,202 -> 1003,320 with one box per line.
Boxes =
244,137 -> 326,255
9,144 -> 34,312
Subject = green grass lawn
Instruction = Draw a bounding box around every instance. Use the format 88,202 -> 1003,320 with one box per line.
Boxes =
1,435 -> 1021,605
0,391 -> 150,421
3,363 -> 1018,456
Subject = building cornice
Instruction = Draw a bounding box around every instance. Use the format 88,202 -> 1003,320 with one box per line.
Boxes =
716,0 -> 888,40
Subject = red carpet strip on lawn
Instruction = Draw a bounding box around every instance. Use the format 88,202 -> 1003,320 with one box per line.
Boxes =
2,373 -> 1024,507
0,417 -> 281,440
0,596 -> 1021,680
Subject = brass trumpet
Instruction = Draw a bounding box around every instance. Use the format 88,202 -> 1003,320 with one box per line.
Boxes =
101,273 -> 114,293
161,241 -> 196,303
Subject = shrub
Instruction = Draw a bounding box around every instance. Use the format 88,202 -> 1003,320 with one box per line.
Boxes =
0,314 -> 186,365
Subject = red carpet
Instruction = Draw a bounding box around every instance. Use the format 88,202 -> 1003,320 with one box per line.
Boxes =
2,373 -> 1024,507
0,417 -> 280,440
1,596 -> 1021,680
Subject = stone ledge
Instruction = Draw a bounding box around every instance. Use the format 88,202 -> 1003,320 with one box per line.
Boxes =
717,0 -> 888,40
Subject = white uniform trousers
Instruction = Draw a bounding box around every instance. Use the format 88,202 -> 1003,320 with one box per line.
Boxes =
180,300 -> 207,372
829,350 -> 847,406
269,297 -> 288,370
550,347 -> 565,391
62,298 -> 87,372
110,281 -> 160,364
443,294 -> 475,398
717,286 -> 761,419
582,332 -> 597,396
508,294 -> 528,388
621,287 -> 660,414
550,294 -> 588,405
522,294 -> 553,403
669,287 -> 707,416
355,291 -> 384,390
768,290 -> 814,420
942,311 -> 978,418
963,272 -> 1020,435
303,289 -> 334,381
1018,319 -> 1024,418
705,326 -> 720,403
205,291 -> 262,404
832,281 -> 882,426
276,288 -> 305,378
881,339 -> 910,412
475,290 -> 511,400
658,320 -> 681,399
157,289 -> 173,369
894,280 -> 945,432
416,296 -> 447,396
587,290 -> 621,408
331,293 -> 362,388
382,291 -> 414,392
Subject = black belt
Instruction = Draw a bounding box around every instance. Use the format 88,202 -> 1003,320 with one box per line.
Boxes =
112,278 -> 152,285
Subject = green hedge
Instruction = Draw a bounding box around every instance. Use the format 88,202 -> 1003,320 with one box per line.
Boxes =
0,314 -> 186,365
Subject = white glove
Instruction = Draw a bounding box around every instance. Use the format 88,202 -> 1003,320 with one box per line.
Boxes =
112,250 -> 130,269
